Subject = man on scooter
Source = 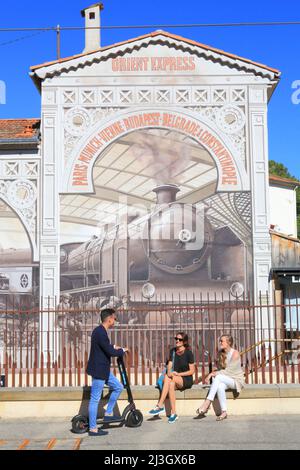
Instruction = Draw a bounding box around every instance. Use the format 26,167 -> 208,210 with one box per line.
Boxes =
86,308 -> 129,436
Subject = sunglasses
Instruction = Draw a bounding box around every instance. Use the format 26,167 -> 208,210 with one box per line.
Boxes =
174,337 -> 183,342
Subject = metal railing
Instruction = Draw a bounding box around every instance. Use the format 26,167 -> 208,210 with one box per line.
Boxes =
0,293 -> 299,387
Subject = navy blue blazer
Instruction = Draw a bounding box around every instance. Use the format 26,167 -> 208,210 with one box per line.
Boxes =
86,324 -> 124,380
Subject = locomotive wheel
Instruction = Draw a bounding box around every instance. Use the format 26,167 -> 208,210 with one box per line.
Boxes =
125,410 -> 143,428
71,415 -> 89,434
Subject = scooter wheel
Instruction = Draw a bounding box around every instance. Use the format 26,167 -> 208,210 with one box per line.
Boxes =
125,409 -> 143,428
71,415 -> 89,434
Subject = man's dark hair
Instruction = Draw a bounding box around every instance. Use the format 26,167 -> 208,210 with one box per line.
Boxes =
100,308 -> 116,323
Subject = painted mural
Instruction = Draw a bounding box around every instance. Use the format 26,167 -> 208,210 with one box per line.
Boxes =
0,200 -> 39,311
58,127 -> 253,318
0,125 -> 253,317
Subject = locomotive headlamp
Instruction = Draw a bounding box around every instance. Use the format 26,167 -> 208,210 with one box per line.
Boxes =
178,229 -> 192,243
230,282 -> 244,298
142,282 -> 156,299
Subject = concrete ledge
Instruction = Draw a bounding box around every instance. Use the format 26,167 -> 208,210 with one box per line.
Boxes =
2,384 -> 300,401
1,385 -> 300,418
278,384 -> 300,398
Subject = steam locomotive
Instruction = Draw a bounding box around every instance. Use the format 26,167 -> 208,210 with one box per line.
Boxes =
0,184 -> 247,314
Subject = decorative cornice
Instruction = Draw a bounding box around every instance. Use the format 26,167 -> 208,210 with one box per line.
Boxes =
30,31 -> 280,87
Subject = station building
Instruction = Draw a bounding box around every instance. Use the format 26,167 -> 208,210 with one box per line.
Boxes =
1,3 -> 298,320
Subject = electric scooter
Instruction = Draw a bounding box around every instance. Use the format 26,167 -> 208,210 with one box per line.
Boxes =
71,356 -> 143,433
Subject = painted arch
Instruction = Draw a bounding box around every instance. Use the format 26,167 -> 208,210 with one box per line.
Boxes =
63,107 -> 249,194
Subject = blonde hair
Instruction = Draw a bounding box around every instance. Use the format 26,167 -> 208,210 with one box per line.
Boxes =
218,334 -> 234,369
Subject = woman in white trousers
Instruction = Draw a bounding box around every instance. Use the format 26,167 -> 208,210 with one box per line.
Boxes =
197,335 -> 245,421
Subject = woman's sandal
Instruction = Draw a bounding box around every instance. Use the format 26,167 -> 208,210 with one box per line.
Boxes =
216,412 -> 227,421
196,404 -> 210,416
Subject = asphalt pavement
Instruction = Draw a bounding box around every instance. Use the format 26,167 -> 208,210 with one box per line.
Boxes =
0,414 -> 299,450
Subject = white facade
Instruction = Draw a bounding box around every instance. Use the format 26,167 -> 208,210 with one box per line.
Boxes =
1,6 -> 282,312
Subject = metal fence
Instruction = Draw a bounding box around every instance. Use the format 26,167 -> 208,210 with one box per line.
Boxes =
0,292 -> 299,387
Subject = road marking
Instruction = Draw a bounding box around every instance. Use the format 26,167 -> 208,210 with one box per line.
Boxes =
17,439 -> 30,450
72,438 -> 82,451
0,438 -> 82,450
45,438 -> 57,450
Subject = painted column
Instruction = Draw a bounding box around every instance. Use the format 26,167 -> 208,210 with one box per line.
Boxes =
39,86 -> 60,358
249,85 -> 274,342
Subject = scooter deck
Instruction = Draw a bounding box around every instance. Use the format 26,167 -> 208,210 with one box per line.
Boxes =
97,417 -> 125,425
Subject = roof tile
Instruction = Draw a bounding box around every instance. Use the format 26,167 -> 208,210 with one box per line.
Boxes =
0,119 -> 40,140
269,174 -> 300,188
30,30 -> 280,75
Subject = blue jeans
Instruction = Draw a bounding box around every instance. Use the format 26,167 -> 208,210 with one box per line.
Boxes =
88,373 -> 124,429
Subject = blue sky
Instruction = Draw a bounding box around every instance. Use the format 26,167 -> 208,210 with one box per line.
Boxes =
0,0 -> 299,178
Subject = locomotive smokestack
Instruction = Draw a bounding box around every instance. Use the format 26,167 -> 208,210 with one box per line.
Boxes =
153,184 -> 180,205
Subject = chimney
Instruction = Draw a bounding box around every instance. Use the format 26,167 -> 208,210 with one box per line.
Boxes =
81,3 -> 104,53
153,184 -> 180,205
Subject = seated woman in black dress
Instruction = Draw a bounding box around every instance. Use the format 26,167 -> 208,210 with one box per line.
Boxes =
149,332 -> 195,423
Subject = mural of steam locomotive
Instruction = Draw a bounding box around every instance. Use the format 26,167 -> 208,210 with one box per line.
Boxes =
60,185 -> 249,312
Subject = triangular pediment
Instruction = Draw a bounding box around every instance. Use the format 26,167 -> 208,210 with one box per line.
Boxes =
30,30 -> 280,87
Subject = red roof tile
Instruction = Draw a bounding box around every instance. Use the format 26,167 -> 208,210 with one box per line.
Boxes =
0,119 -> 40,140
269,174 -> 300,188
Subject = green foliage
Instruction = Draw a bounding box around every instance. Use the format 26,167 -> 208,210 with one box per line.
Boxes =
269,160 -> 295,180
269,160 -> 300,237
